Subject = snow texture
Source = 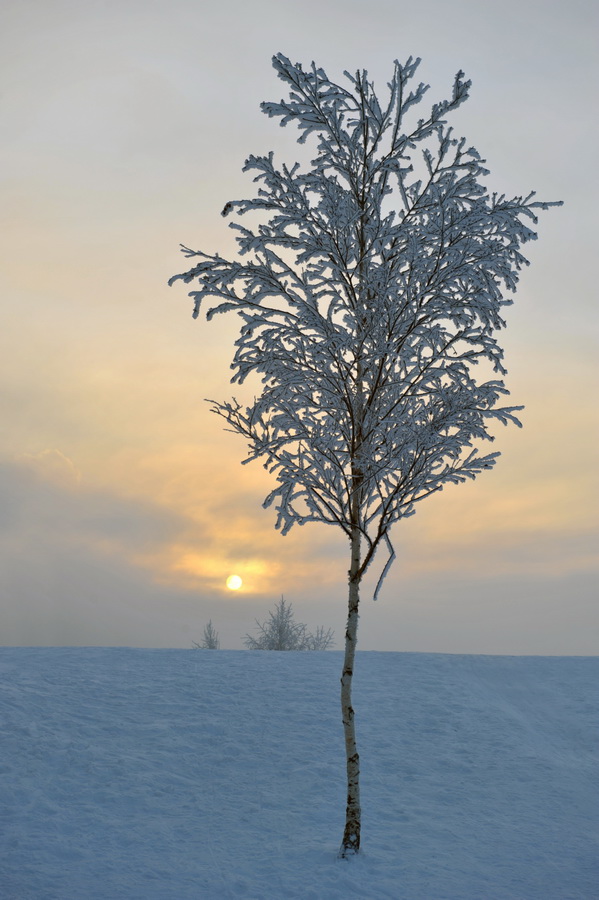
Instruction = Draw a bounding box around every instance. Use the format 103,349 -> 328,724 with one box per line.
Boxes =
1,648 -> 596,899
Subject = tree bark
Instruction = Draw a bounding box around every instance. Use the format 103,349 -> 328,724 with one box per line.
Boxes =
339,523 -> 361,857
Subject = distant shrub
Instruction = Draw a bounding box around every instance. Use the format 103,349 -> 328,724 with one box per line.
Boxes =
244,597 -> 334,651
193,620 -> 220,649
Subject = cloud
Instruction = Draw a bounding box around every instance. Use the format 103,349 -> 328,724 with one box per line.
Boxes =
0,459 -> 203,646
1,447 -> 597,653
18,449 -> 81,486
358,568 -> 599,656
0,456 -> 344,647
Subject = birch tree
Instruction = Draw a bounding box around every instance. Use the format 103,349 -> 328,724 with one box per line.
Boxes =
170,53 -> 560,856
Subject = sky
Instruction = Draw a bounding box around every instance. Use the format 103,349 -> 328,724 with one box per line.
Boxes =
1,0 -> 597,653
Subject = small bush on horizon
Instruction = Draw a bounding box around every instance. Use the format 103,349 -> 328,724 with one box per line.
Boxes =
192,620 -> 220,649
244,597 -> 334,651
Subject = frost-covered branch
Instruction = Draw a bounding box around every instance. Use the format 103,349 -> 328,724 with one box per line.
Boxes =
171,53 -> 561,590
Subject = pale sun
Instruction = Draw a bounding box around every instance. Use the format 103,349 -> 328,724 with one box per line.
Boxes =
226,574 -> 243,591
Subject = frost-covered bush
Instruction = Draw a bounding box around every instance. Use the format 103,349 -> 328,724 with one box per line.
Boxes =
244,597 -> 334,650
192,620 -> 220,650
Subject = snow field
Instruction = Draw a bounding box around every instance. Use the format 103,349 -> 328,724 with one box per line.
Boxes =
0,648 -> 597,899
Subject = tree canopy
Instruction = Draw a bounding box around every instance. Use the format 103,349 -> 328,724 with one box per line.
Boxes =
171,54 -> 560,592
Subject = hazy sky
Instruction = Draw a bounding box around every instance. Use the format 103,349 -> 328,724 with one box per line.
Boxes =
1,0 -> 597,652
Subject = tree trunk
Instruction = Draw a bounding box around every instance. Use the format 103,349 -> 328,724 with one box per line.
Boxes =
339,523 -> 361,857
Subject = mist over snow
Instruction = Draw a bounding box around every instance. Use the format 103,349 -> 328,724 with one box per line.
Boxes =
1,648 -> 596,899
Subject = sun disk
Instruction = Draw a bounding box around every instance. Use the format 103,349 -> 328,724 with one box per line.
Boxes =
226,574 -> 243,590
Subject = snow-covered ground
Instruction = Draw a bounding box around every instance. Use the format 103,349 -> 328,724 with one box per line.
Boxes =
0,649 -> 596,899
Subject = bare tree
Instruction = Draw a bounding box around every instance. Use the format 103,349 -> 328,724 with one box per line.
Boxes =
244,596 -> 334,650
304,624 -> 336,651
192,619 -> 220,649
171,54 -> 560,856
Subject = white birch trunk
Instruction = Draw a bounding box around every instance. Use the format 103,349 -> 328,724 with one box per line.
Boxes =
339,523 -> 361,856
